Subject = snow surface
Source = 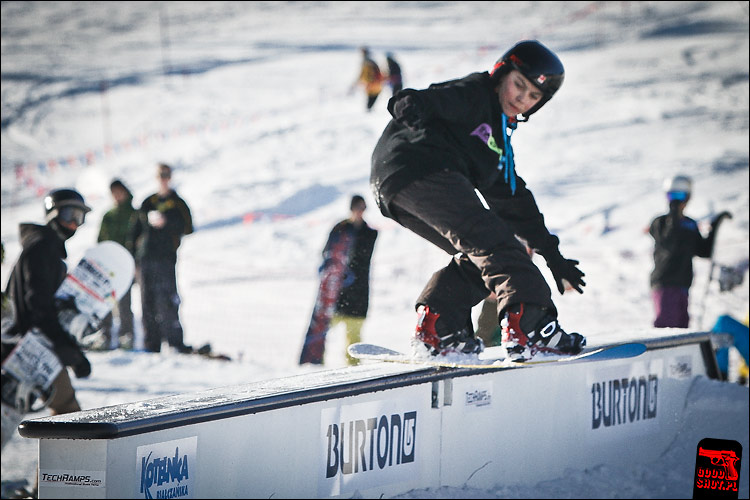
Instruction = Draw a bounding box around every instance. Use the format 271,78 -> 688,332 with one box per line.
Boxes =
1,1 -> 748,498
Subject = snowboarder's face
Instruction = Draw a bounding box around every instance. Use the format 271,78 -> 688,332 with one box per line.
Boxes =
496,69 -> 543,117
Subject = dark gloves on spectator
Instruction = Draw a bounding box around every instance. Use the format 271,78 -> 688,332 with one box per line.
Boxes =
73,355 -> 92,378
55,334 -> 92,378
541,236 -> 586,295
388,93 -> 424,131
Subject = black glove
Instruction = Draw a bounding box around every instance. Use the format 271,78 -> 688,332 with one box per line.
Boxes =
73,356 -> 91,378
54,335 -> 82,365
545,252 -> 586,295
54,334 -> 92,378
389,94 -> 423,131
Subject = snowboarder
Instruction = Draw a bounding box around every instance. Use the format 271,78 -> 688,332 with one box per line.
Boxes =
299,195 -> 378,366
648,174 -> 731,328
328,195 -> 378,365
2,189 -> 93,418
370,40 -> 586,361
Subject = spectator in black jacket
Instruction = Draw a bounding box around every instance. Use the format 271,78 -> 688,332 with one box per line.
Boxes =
328,195 -> 378,365
370,40 -> 586,361
2,189 -> 93,418
649,174 -> 731,327
129,163 -> 193,353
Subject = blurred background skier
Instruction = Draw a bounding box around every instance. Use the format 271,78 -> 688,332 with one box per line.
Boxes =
385,52 -> 403,96
350,46 -> 384,112
648,174 -> 731,328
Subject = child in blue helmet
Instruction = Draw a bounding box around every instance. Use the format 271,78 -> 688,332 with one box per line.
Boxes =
649,174 -> 731,327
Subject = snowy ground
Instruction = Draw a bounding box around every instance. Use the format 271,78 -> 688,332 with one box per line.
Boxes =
1,1 -> 748,498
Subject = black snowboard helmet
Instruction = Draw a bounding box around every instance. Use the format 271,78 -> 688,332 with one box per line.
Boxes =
490,40 -> 565,120
44,188 -> 91,226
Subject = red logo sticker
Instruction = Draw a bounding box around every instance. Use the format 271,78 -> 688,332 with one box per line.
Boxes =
693,438 -> 742,499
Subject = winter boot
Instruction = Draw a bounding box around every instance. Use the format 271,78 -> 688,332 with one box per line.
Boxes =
414,305 -> 484,356
500,303 -> 585,361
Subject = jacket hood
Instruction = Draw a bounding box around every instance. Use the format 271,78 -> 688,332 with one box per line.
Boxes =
19,223 -> 67,258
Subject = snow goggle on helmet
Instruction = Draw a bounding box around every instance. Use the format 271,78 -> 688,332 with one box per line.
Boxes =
667,191 -> 690,202
490,40 -> 565,120
43,188 -> 91,225
57,205 -> 87,225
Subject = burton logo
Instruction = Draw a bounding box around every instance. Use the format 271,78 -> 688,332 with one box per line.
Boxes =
591,374 -> 658,429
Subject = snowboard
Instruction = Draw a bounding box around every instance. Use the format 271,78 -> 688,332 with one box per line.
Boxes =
191,342 -> 232,361
299,227 -> 355,364
1,241 -> 135,450
347,342 -> 648,369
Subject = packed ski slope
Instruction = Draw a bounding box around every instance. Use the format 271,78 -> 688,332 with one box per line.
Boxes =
1,1 -> 748,498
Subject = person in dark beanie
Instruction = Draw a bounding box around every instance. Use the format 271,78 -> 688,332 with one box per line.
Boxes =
327,195 -> 378,365
370,40 -> 586,361
93,179 -> 136,350
129,163 -> 193,353
2,188 -> 93,419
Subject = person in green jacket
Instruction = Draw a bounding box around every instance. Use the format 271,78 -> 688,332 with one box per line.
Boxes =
94,179 -> 136,350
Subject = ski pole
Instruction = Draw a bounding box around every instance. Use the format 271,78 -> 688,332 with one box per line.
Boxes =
695,211 -> 732,329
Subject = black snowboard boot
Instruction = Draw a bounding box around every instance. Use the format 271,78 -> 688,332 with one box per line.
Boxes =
500,303 -> 585,361
414,305 -> 484,356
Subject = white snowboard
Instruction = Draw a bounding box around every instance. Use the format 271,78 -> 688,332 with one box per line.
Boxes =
55,240 -> 136,336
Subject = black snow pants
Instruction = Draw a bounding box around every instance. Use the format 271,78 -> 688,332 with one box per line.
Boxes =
388,169 -> 554,332
138,259 -> 185,352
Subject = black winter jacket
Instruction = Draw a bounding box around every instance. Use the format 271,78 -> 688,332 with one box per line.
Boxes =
370,71 -> 559,256
2,223 -> 87,367
649,213 -> 713,288
129,190 -> 193,263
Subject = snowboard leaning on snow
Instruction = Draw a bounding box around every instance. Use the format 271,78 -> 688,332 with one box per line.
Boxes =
299,227 -> 355,365
1,241 -> 134,450
347,342 -> 647,369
